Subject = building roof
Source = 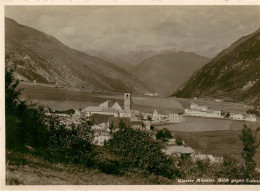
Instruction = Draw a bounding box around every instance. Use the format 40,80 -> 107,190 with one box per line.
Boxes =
101,108 -> 119,113
90,114 -> 113,124
82,106 -> 102,112
108,117 -> 131,128
164,146 -> 195,155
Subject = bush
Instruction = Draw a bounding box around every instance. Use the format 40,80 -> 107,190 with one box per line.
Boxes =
156,128 -> 172,143
176,137 -> 183,146
47,117 -> 95,164
246,108 -> 259,116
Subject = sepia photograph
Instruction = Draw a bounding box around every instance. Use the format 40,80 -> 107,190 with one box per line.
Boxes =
2,1 -> 260,189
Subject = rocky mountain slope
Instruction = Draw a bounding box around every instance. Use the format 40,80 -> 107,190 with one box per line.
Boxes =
132,51 -> 210,96
174,27 -> 260,105
5,17 -> 150,93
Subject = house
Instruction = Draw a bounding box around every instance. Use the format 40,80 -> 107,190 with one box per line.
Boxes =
111,102 -> 123,111
152,110 -> 161,121
167,138 -> 176,146
193,154 -> 223,163
244,114 -> 257,122
193,154 -> 215,163
169,113 -> 184,123
230,113 -> 244,120
190,103 -> 209,112
185,103 -> 223,119
163,146 -> 195,157
99,100 -> 111,108
93,134 -> 110,146
142,120 -> 153,130
82,106 -> 102,117
108,117 -> 131,129
131,120 -> 143,129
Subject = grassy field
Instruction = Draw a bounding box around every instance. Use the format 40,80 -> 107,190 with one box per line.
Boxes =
176,97 -> 252,113
157,117 -> 260,132
6,151 -> 172,185
173,130 -> 260,168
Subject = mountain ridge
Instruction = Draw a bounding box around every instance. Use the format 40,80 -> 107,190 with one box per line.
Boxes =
5,17 -> 150,94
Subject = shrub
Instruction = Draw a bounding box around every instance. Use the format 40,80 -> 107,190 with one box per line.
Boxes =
217,154 -> 242,180
176,137 -> 183,146
156,128 -> 172,143
47,117 -> 95,164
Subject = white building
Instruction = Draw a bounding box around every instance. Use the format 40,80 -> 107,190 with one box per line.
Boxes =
124,93 -> 131,111
190,103 -> 209,111
169,113 -> 184,123
152,110 -> 161,121
229,113 -> 244,120
185,103 -> 223,119
93,134 -> 110,146
229,113 -> 257,122
99,100 -> 111,108
112,102 -> 123,111
245,114 -> 257,122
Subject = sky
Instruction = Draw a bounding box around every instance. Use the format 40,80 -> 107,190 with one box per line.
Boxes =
5,6 -> 260,58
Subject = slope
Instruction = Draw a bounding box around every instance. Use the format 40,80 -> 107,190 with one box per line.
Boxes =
174,27 -> 260,105
132,51 -> 210,96
5,17 -> 149,94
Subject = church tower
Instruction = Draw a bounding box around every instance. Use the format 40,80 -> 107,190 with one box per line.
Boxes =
124,93 -> 131,111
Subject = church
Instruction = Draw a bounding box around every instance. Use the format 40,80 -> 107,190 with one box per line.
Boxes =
82,93 -> 132,118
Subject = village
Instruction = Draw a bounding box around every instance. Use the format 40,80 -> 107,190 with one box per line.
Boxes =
46,93 -> 257,164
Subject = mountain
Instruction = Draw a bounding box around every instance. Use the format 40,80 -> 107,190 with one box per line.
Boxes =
174,27 -> 260,105
84,50 -> 133,70
120,50 -> 158,66
5,17 -> 150,93
132,51 -> 210,96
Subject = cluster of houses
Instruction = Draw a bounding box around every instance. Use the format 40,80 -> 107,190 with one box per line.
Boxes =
229,113 -> 257,122
162,138 -> 223,164
184,103 -> 257,122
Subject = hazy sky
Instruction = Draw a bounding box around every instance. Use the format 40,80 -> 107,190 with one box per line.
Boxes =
5,6 -> 260,58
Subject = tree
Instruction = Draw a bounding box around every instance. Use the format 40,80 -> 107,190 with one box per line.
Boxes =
239,124 -> 260,178
176,137 -> 183,146
150,125 -> 155,131
5,59 -> 21,114
156,128 -> 172,143
5,57 -> 49,150
225,112 -> 231,118
106,122 -> 178,179
218,154 -> 241,180
109,121 -> 114,135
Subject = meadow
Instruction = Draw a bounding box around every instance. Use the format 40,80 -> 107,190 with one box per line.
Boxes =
173,130 -> 260,168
